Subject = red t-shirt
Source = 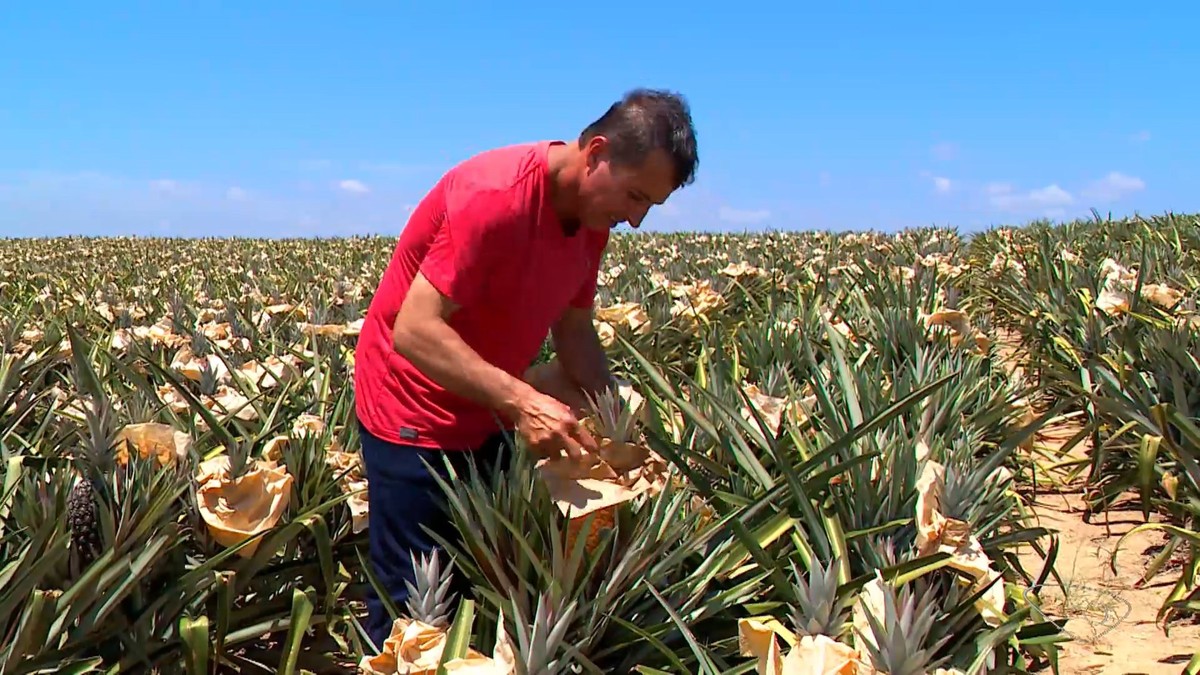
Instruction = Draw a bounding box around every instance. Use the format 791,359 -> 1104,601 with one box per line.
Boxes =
354,140 -> 609,450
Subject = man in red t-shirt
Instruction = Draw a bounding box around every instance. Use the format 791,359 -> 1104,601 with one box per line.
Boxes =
353,89 -> 698,647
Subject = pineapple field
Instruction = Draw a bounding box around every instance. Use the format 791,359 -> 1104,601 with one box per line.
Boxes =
1,212 -> 1198,674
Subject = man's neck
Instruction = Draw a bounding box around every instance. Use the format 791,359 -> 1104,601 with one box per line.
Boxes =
546,141 -> 582,235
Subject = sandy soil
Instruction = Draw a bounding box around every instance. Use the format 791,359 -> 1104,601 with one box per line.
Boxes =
993,324 -> 1200,667
994,328 -> 1198,673
1016,483 -> 1199,674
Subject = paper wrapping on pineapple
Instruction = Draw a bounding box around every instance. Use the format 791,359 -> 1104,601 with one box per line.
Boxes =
921,309 -> 990,352
914,460 -> 1006,626
594,301 -> 653,342
170,345 -> 231,383
262,429 -> 369,534
850,573 -> 887,655
235,355 -> 298,390
739,383 -> 819,435
195,454 -> 293,558
741,384 -> 787,435
538,440 -> 667,518
669,279 -> 726,329
183,386 -> 259,431
738,618 -> 861,675
327,448 -> 370,534
114,422 -> 191,467
1141,282 -> 1184,308
291,413 -> 326,436
360,612 -> 515,675
360,618 -> 456,675
1095,257 -> 1186,315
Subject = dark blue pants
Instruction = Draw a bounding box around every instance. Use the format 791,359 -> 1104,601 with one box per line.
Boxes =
358,422 -> 512,650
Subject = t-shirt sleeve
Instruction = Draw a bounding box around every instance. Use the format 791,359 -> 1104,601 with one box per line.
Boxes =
569,229 -> 610,309
419,186 -> 514,308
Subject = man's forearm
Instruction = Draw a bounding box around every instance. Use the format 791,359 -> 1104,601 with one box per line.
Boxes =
393,318 -> 535,421
554,321 -> 615,399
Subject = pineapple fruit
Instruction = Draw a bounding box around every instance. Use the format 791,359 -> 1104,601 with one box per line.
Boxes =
67,474 -> 101,573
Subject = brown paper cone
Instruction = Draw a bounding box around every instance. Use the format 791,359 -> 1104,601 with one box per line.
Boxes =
195,455 -> 293,558
114,422 -> 191,467
738,618 -> 863,675
538,440 -> 666,555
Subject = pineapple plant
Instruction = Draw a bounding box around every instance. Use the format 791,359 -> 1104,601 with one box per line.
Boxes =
66,388 -> 122,578
7,213 -> 1200,671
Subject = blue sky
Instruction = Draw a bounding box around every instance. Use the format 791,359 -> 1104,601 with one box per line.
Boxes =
1,2 -> 1195,238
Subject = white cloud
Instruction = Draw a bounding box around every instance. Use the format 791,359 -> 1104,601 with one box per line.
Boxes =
986,182 -> 1073,213
931,142 -> 959,161
718,206 -> 771,225
818,171 -> 831,187
1130,130 -> 1151,143
1081,171 -> 1145,203
337,179 -> 370,194
149,179 -> 181,194
1029,184 -> 1073,205
0,169 -> 424,237
932,176 -> 952,194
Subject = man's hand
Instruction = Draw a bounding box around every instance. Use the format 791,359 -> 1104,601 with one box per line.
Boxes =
511,389 -> 598,460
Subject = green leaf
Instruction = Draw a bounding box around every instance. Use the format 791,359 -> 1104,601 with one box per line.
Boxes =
437,599 -> 476,675
179,614 -> 210,675
277,587 -> 316,675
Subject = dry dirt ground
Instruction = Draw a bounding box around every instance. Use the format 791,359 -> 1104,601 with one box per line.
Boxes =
998,331 -> 1199,674
1015,478 -> 1199,673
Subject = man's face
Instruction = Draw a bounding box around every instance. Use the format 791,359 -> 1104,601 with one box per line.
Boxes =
577,137 -> 677,232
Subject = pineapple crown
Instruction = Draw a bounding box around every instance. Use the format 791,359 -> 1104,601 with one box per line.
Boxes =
583,385 -> 637,444
190,330 -> 211,357
73,394 -> 122,490
403,550 -> 457,629
855,572 -> 952,675
198,360 -> 222,397
223,435 -> 254,479
789,557 -> 852,639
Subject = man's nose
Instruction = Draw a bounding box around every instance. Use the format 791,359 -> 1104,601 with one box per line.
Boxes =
628,205 -> 651,229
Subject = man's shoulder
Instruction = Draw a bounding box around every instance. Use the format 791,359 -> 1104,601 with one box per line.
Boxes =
439,141 -> 554,238
445,141 -> 551,198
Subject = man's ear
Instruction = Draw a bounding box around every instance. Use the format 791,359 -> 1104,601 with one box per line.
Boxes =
584,135 -> 608,170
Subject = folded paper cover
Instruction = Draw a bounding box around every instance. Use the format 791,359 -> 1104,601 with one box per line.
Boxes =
537,436 -> 668,553
359,611 -> 515,675
738,618 -> 861,675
